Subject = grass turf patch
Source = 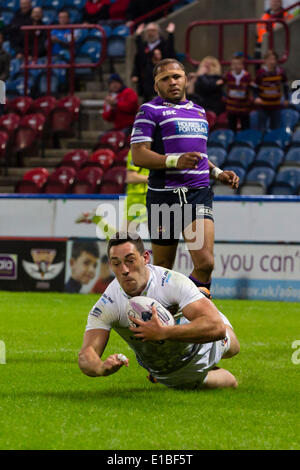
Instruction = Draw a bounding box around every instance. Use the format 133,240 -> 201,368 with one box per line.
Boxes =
0,291 -> 299,450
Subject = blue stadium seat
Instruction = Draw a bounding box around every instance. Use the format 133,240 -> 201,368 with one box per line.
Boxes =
207,129 -> 235,150
280,108 -> 299,132
3,41 -> 16,58
74,56 -> 94,76
42,8 -> 58,25
249,110 -> 260,130
107,38 -> 126,57
269,167 -> 300,195
262,128 -> 292,148
255,146 -> 285,170
65,0 -> 86,8
65,8 -> 83,24
34,73 -> 60,95
44,0 -> 65,9
291,129 -> 300,145
5,0 -> 19,11
245,166 -> 276,189
52,58 -> 68,84
6,76 -> 34,99
226,145 -> 256,170
31,0 -> 43,7
206,147 -> 227,168
78,40 -> 102,63
222,165 -> 246,185
111,24 -> 130,37
284,147 -> 300,166
1,10 -> 14,26
9,58 -> 22,80
235,129 -> 263,149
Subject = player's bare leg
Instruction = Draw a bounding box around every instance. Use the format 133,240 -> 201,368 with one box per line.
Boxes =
204,367 -> 238,389
151,241 -> 179,270
184,218 -> 215,297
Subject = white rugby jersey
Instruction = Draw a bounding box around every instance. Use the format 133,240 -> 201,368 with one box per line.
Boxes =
86,264 -> 205,375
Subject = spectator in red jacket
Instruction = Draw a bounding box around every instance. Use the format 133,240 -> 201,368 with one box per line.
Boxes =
102,73 -> 139,134
109,0 -> 130,22
82,0 -> 110,23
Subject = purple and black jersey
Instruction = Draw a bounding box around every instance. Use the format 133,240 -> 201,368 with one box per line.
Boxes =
130,96 -> 210,190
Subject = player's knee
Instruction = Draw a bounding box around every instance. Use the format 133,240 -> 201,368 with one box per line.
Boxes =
193,253 -> 214,275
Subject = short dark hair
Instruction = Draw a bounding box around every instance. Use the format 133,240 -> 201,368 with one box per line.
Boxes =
71,241 -> 99,260
153,58 -> 185,78
264,49 -> 278,61
107,232 -> 145,257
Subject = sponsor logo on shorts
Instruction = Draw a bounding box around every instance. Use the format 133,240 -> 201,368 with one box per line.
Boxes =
0,254 -> 17,279
196,206 -> 213,217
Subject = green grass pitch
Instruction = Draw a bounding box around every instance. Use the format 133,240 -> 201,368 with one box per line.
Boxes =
0,291 -> 299,450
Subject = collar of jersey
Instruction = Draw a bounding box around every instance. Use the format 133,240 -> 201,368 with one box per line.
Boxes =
120,265 -> 153,299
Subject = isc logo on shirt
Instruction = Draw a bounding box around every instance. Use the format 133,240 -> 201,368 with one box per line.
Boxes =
162,110 -> 176,116
176,121 -> 208,135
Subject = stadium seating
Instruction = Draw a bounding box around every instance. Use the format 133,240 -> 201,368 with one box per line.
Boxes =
226,145 -> 256,170
249,111 -> 260,130
206,111 -> 217,130
207,146 -> 227,168
0,113 -> 20,138
113,148 -> 129,167
222,165 -> 246,185
99,166 -> 127,194
262,128 -> 292,149
255,147 -> 285,170
0,131 -> 9,163
60,149 -> 90,170
72,166 -> 104,194
107,25 -> 130,58
78,39 -> 102,63
284,147 -> 300,166
86,149 -> 115,171
291,129 -> 300,145
31,96 -> 58,118
6,97 -> 33,116
99,131 -> 126,152
280,108 -> 299,132
44,166 -> 77,194
241,166 -> 276,195
20,113 -> 46,137
42,7 -> 58,25
234,130 -> 263,149
207,129 -> 234,150
16,167 -> 49,193
34,72 -> 60,96
269,167 -> 300,195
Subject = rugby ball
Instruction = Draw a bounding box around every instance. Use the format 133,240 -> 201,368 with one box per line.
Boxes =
126,296 -> 175,328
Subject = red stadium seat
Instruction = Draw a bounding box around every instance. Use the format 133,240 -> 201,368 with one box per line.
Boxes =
113,147 -> 129,167
206,111 -> 217,131
87,148 -> 115,170
6,97 -> 33,116
16,167 -> 49,193
0,131 -> 9,161
31,96 -> 58,118
44,166 -> 77,194
0,113 -> 21,138
13,127 -> 37,154
99,166 -> 126,194
49,106 -> 74,132
214,112 -> 229,130
57,95 -> 81,121
72,166 -> 103,194
99,131 -> 126,152
60,149 -> 89,170
20,113 -> 46,137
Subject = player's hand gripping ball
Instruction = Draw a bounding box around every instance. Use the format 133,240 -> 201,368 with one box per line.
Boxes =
126,296 -> 175,328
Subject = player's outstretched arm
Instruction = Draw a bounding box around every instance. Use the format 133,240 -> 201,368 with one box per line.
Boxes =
78,329 -> 129,377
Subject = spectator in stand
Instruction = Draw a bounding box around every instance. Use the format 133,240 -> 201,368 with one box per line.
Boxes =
140,48 -> 163,102
6,0 -> 32,59
0,31 -> 10,82
51,10 -> 73,57
255,0 -> 293,61
102,73 -> 139,135
193,56 -> 225,115
254,49 -> 289,131
82,0 -> 110,24
126,0 -> 170,29
26,7 -> 47,60
0,31 -> 10,116
131,22 -> 176,98
222,55 -> 252,132
109,0 -> 131,23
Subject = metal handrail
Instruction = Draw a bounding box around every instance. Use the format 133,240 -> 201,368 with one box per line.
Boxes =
283,1 -> 300,13
185,19 -> 290,66
21,24 -> 107,96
